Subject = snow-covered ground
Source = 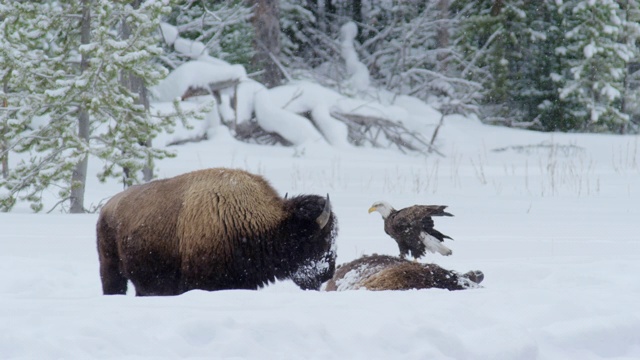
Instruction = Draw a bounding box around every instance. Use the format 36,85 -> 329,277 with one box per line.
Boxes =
2,113 -> 640,359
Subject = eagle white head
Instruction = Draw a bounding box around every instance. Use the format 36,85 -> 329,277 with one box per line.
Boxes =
368,201 -> 395,219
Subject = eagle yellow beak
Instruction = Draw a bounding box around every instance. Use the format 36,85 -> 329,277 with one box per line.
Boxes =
368,206 -> 376,214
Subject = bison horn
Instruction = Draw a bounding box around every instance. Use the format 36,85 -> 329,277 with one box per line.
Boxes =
315,194 -> 331,229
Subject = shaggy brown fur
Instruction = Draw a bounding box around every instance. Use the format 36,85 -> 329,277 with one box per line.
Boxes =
324,254 -> 483,291
97,168 -> 337,296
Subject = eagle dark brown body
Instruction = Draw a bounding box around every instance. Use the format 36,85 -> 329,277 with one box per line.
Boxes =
97,168 -> 337,296
325,254 -> 483,291
369,201 -> 453,260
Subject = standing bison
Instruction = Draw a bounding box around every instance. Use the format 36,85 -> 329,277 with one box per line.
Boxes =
97,168 -> 338,296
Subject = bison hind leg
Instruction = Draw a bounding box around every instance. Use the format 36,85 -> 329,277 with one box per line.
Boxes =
127,260 -> 182,296
131,278 -> 181,296
97,222 -> 129,295
99,257 -> 128,295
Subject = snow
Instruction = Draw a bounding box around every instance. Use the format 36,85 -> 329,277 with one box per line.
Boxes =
3,58 -> 640,359
601,83 -> 621,101
151,60 -> 247,102
159,22 -> 179,46
584,42 -> 597,58
339,22 -> 370,93
174,37 -> 207,59
3,113 -> 640,358
254,86 -> 325,145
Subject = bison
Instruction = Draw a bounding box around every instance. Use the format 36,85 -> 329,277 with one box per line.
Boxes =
97,168 -> 338,296
324,254 -> 483,291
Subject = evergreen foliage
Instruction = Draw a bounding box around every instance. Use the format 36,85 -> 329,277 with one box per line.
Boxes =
163,0 -> 253,69
3,0 -> 640,213
0,0 -> 188,212
556,0 -> 634,132
280,0 -> 481,113
456,0 -> 639,133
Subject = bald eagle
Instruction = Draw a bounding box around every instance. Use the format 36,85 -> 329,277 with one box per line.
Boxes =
368,201 -> 453,260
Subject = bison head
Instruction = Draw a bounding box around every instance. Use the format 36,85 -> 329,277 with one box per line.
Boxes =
283,194 -> 338,290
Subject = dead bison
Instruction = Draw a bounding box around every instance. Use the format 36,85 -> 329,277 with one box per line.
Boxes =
97,168 -> 338,296
324,254 -> 483,291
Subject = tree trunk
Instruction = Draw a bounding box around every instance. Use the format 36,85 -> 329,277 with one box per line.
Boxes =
324,0 -> 336,17
1,126 -> 6,179
121,0 -> 153,184
350,0 -> 362,24
350,0 -> 363,44
70,0 -> 91,214
251,0 -> 282,88
1,70 -> 10,179
491,0 -> 504,16
1,130 -> 7,180
436,0 -> 450,74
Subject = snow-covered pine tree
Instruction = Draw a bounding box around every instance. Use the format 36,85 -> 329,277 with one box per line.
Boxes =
1,1 -> 44,182
369,1 -> 444,96
163,0 -> 252,69
358,0 -> 479,114
279,0 -> 342,86
0,0 -> 185,213
616,0 -> 640,131
534,0 -> 576,131
496,0 -> 567,129
0,1 -> 67,211
552,0 -> 634,132
455,0 -> 546,124
280,1 -> 480,112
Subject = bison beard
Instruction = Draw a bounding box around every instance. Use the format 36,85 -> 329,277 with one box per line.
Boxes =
97,168 -> 338,296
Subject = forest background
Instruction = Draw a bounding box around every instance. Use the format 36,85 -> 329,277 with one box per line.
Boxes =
2,0 -> 640,213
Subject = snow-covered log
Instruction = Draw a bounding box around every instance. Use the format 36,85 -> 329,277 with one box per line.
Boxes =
152,56 -> 444,153
151,60 -> 246,103
254,88 -> 324,146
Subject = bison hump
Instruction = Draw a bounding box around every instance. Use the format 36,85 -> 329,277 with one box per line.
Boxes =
177,168 -> 286,256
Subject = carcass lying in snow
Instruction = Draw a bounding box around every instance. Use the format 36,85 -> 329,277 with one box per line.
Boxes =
324,254 -> 483,291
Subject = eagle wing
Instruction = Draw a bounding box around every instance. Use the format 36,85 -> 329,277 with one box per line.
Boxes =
407,205 -> 453,238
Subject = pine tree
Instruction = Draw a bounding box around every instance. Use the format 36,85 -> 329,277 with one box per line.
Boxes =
619,0 -> 640,129
454,0 -> 638,132
0,1 -> 64,210
454,0 -> 541,123
507,1 -> 567,128
280,1 -> 480,111
163,1 -> 253,69
536,0 -> 578,131
556,0 -> 634,132
279,0 -> 342,80
0,0 -> 187,213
